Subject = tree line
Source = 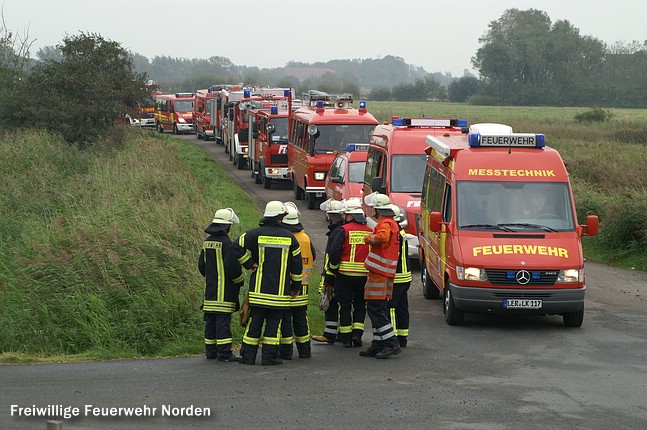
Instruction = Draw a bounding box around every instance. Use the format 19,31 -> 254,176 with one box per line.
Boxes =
2,8 -> 647,149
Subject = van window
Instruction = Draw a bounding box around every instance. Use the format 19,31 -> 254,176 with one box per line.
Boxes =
457,181 -> 575,231
390,154 -> 426,193
364,147 -> 384,186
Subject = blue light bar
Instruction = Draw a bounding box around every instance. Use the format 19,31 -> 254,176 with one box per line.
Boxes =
244,90 -> 251,98
284,89 -> 291,97
468,133 -> 546,148
270,106 -> 278,115
455,119 -> 468,127
392,118 -> 406,126
348,143 -> 356,152
359,100 -> 366,109
316,101 -> 324,108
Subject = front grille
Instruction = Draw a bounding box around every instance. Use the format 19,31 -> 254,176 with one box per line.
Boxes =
270,154 -> 288,164
485,269 -> 558,286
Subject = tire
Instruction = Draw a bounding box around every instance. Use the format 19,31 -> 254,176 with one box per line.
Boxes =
237,156 -> 246,170
306,192 -> 317,210
196,125 -> 203,140
422,264 -> 440,300
173,124 -> 178,135
263,174 -> 272,189
444,284 -> 464,326
157,123 -> 164,133
563,305 -> 584,327
293,178 -> 304,200
233,152 -> 238,166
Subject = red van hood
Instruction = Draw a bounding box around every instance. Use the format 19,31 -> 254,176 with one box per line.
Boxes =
456,233 -> 583,269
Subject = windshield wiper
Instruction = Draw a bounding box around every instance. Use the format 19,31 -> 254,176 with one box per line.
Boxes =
497,223 -> 558,232
460,224 -> 513,232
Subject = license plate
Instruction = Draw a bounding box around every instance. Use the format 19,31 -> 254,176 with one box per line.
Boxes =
503,299 -> 542,309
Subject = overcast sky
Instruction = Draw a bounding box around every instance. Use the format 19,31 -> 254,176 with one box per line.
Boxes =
4,0 -> 646,76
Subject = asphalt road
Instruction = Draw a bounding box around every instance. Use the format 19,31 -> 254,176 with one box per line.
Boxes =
2,134 -> 646,430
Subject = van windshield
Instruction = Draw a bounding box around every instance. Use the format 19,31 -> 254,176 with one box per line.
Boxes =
270,118 -> 289,142
313,125 -> 374,154
390,154 -> 426,193
174,100 -> 194,113
457,181 -> 576,231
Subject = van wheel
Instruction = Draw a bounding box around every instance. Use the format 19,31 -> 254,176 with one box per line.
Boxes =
422,264 -> 440,300
444,285 -> 464,326
263,174 -> 272,189
157,123 -> 164,133
237,156 -> 246,170
306,192 -> 317,210
173,124 -> 179,135
293,179 -> 304,200
563,305 -> 584,327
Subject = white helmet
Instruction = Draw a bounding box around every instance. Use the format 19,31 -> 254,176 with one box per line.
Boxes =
283,201 -> 300,225
343,197 -> 364,215
364,192 -> 391,209
212,208 -> 240,224
320,198 -> 346,213
263,200 -> 287,217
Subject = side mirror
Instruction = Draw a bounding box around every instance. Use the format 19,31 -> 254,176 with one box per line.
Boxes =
583,215 -> 599,237
429,211 -> 442,233
371,176 -> 385,194
267,123 -> 276,134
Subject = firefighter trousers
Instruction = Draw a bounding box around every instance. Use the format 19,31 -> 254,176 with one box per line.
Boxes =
322,296 -> 340,342
366,299 -> 399,350
280,305 -> 311,358
388,282 -> 410,346
335,274 -> 367,342
204,312 -> 234,359
242,306 -> 283,363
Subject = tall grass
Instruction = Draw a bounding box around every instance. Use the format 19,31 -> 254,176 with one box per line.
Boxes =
0,128 -> 327,360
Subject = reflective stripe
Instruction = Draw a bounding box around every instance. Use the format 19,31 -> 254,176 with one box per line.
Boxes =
204,338 -> 217,345
203,300 -> 237,313
352,321 -> 365,331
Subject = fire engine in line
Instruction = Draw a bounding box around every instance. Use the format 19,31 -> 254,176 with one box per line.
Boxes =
363,117 -> 469,258
126,80 -> 161,128
245,88 -> 295,188
207,84 -> 239,145
288,90 -> 378,209
325,143 -> 369,201
418,123 -> 599,327
220,88 -> 260,169
193,87 -> 216,140
154,92 -> 195,134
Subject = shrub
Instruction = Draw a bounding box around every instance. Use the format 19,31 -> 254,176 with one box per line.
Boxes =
574,108 -> 613,123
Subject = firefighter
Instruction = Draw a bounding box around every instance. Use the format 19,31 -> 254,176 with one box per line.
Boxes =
327,197 -> 371,348
388,205 -> 412,348
279,202 -> 316,359
233,201 -> 303,365
360,192 -> 401,359
198,208 -> 245,362
311,198 -> 346,344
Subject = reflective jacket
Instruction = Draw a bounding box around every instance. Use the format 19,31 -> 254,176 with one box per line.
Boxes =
233,220 -> 303,308
394,229 -> 413,284
198,223 -> 245,313
328,221 -> 371,277
364,216 -> 400,278
282,222 -> 315,307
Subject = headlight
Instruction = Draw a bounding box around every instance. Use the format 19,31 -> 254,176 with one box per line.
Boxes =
314,172 -> 326,181
456,266 -> 487,281
177,117 -> 186,123
557,269 -> 582,283
242,147 -> 248,154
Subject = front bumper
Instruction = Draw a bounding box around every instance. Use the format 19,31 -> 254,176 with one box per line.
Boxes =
449,283 -> 585,315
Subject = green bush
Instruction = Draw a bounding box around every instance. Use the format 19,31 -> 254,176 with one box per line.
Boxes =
574,107 -> 613,123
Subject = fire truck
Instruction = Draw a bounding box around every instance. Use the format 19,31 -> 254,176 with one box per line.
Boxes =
207,84 -> 238,145
363,117 -> 469,258
219,88 -> 259,169
154,92 -> 195,134
193,87 -> 216,140
245,88 -> 294,188
418,123 -> 599,327
288,90 -> 378,209
126,80 -> 160,128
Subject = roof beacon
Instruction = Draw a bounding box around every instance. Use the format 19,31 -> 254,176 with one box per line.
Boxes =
392,117 -> 468,128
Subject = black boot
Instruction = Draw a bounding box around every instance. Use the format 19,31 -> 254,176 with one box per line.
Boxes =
296,341 -> 311,358
351,330 -> 363,347
261,345 -> 283,365
279,344 -> 294,360
239,344 -> 257,365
